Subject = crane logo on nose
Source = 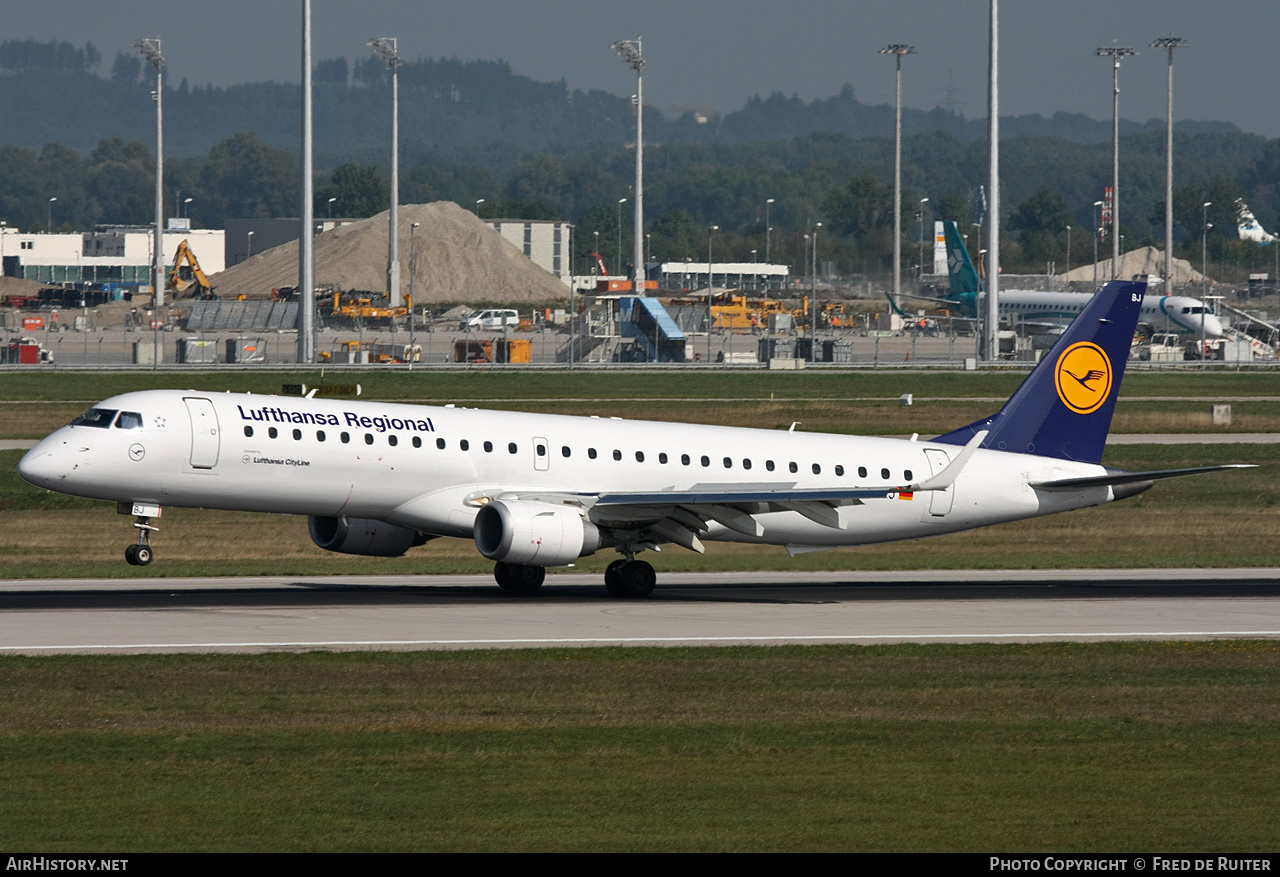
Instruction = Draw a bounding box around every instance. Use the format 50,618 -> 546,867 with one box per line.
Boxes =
1054,342 -> 1113,414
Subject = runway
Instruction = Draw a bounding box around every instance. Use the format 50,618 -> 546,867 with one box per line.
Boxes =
1,568 -> 1278,654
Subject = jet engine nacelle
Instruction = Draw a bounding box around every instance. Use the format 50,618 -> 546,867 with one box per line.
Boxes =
473,500 -> 602,567
308,515 -> 430,557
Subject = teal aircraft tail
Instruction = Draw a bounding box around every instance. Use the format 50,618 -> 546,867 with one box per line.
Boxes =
943,220 -> 982,299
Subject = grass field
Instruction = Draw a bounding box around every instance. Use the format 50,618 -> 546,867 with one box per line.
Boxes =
1,643 -> 1278,852
2,370 -> 1277,852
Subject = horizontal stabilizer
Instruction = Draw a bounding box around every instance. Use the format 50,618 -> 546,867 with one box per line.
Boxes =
1031,464 -> 1256,491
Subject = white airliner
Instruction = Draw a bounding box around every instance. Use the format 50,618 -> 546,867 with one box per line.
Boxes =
936,221 -> 1224,338
18,281 -> 1247,598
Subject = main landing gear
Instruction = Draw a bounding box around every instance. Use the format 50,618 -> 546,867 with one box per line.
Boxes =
604,558 -> 656,599
493,561 -> 546,595
125,514 -> 158,566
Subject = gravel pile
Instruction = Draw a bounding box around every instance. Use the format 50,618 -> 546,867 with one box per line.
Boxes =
208,201 -> 569,303
1060,246 -> 1208,287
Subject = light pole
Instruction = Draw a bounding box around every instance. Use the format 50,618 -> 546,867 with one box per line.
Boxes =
409,220 -> 419,368
765,198 -> 775,263
135,36 -> 164,308
1097,44 -> 1137,284
368,37 -> 402,307
47,197 -> 57,232
475,198 -> 485,217
1202,202 -> 1212,299
612,37 -> 646,293
298,1 -> 316,364
707,224 -> 718,364
881,44 -> 916,308
328,196 -> 336,219
751,249 -> 757,291
182,197 -> 193,220
1065,225 -> 1071,282
246,230 -> 254,261
617,197 -> 627,278
917,197 -> 929,281
811,223 -> 821,361
1153,36 -> 1188,295
1093,201 -> 1103,287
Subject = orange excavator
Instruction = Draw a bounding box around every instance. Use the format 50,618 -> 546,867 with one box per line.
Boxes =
167,239 -> 215,299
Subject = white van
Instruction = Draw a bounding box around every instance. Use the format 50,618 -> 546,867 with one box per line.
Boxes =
461,309 -> 520,331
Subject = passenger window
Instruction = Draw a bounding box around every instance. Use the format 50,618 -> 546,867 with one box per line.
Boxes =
766,460 -> 775,471
858,466 -> 868,478
788,462 -> 798,474
244,426 -> 253,438
268,427 -> 278,439
723,457 -> 732,469
460,440 -> 470,451
613,450 -> 622,461
292,429 -> 302,440
681,454 -> 690,466
743,459 -> 752,470
483,441 -> 493,453
365,434 -> 374,445
881,468 -> 890,480
115,412 -> 143,429
904,470 -> 913,481
341,432 -> 351,444
388,435 -> 398,447
659,452 -> 668,464
561,446 -> 571,458
536,443 -> 546,456
635,451 -> 645,462
812,463 -> 821,474
318,430 -> 326,442
835,465 -> 844,477
436,437 -> 445,449
589,448 -> 598,459
509,443 -> 518,454
700,455 -> 710,467
412,436 -> 421,448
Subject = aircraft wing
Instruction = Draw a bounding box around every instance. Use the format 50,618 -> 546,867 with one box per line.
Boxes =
504,432 -> 989,550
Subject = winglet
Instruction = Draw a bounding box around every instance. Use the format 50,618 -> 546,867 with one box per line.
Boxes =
907,430 -> 987,492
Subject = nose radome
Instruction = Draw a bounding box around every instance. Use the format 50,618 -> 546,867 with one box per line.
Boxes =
17,439 -> 65,487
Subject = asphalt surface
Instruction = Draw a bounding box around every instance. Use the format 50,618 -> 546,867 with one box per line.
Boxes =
1,568 -> 1277,654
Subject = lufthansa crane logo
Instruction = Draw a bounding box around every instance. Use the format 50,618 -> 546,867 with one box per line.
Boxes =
1054,342 -> 1113,414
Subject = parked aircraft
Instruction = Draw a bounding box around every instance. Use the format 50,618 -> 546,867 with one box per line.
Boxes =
18,280 -> 1247,598
933,221 -> 1223,338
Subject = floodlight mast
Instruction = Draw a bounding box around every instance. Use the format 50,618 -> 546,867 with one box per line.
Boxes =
369,37 -> 403,308
880,44 -> 915,310
134,37 -> 164,309
1096,44 -> 1137,283
986,0 -> 999,362
298,1 -> 315,363
612,37 -> 645,290
1152,36 -> 1188,295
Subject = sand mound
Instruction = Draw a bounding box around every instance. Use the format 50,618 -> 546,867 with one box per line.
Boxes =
209,201 -> 568,303
1061,246 -> 1208,287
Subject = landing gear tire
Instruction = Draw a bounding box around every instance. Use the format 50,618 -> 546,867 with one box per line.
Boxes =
494,561 -> 545,596
124,544 -> 153,566
604,559 -> 627,596
606,559 -> 656,599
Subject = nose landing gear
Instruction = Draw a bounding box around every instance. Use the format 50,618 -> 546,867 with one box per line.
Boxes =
118,502 -> 162,566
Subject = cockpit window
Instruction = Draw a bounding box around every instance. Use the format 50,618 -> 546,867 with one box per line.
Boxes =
115,411 -> 143,430
71,408 -> 117,428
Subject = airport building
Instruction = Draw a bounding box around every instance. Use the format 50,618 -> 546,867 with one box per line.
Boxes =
485,219 -> 572,285
1,225 -> 226,291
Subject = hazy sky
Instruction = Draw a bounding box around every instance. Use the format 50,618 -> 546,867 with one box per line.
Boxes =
11,1 -> 1280,136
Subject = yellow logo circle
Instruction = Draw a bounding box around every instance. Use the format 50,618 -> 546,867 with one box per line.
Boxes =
1054,342 -> 1113,414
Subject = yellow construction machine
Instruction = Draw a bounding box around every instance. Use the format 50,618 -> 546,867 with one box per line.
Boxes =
167,240 -> 215,299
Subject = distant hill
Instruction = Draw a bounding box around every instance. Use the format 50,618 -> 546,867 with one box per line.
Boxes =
0,41 -> 1239,159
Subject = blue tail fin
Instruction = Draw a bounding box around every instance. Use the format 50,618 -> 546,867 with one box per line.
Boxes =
943,220 -> 983,298
933,280 -> 1145,463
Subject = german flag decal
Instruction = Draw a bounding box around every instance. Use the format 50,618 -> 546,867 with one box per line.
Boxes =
898,491 -> 914,500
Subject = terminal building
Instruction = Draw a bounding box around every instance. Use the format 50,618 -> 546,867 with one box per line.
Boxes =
1,224 -> 225,292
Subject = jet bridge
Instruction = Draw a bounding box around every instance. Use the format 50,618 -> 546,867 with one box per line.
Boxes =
619,296 -> 686,362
